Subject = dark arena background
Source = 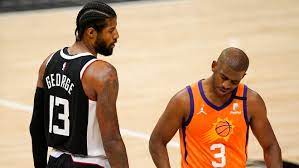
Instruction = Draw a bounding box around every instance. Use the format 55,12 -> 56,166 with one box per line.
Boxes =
0,0 -> 152,12
0,0 -> 298,167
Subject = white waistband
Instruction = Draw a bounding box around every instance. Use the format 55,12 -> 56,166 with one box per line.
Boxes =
50,148 -> 109,167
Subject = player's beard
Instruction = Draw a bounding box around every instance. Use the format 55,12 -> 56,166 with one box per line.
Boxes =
95,38 -> 114,56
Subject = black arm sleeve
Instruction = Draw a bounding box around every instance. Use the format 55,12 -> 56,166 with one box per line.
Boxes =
29,87 -> 48,168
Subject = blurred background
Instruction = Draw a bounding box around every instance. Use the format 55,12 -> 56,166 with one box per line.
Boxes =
0,0 -> 147,12
0,0 -> 299,167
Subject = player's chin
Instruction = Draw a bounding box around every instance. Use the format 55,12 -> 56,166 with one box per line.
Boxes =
108,48 -> 114,55
100,48 -> 113,56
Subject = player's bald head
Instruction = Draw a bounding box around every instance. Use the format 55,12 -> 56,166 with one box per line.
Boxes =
217,47 -> 249,72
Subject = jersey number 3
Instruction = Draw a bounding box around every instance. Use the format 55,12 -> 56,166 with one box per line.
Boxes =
49,95 -> 70,136
210,143 -> 226,167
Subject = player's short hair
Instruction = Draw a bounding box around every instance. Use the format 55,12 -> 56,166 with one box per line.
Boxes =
218,47 -> 249,72
75,0 -> 117,41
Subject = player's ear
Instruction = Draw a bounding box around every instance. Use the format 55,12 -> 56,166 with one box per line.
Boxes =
85,27 -> 97,40
212,60 -> 217,72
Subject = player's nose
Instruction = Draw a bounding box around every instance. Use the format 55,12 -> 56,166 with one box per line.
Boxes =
114,29 -> 119,40
222,80 -> 232,89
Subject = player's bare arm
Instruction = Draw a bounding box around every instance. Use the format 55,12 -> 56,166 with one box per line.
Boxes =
247,88 -> 282,168
149,88 -> 190,168
82,61 -> 129,168
29,54 -> 52,168
37,54 -> 53,87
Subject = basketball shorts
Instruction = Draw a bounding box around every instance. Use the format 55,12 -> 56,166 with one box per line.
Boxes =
47,153 -> 104,168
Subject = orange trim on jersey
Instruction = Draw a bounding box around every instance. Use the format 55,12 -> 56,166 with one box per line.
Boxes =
236,84 -> 244,97
190,82 -> 200,115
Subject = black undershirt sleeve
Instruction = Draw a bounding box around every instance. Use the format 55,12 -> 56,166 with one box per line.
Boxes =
29,87 -> 48,168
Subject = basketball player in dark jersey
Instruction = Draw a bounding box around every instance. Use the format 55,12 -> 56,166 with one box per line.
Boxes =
29,1 -> 129,168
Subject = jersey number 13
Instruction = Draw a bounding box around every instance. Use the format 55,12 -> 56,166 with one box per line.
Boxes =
49,95 -> 70,136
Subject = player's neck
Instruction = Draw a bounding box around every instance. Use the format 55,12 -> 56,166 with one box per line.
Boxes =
203,78 -> 232,106
68,41 -> 97,56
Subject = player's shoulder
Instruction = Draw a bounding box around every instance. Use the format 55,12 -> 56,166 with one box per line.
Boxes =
246,87 -> 264,103
84,59 -> 117,82
39,53 -> 54,74
170,86 -> 193,122
36,52 -> 55,87
90,59 -> 116,71
246,86 -> 266,113
174,87 -> 190,103
172,80 -> 202,106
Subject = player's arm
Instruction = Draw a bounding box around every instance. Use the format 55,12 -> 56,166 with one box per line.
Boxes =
248,89 -> 282,168
85,61 -> 129,168
149,88 -> 190,168
29,55 -> 51,168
